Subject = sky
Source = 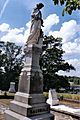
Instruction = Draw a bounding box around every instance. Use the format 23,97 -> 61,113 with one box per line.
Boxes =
0,0 -> 80,77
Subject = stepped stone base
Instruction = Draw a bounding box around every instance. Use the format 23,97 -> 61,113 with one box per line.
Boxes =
5,92 -> 54,120
5,110 -> 53,120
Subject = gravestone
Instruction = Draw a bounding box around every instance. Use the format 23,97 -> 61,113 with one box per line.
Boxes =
47,89 -> 59,106
9,82 -> 16,93
5,3 -> 54,120
0,90 -> 2,95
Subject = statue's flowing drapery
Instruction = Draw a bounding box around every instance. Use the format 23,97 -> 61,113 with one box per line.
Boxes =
27,3 -> 44,45
27,20 -> 41,44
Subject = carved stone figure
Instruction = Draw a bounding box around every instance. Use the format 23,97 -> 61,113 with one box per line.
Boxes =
27,3 -> 44,45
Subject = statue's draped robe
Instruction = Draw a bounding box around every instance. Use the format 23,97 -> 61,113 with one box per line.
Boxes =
27,8 -> 42,45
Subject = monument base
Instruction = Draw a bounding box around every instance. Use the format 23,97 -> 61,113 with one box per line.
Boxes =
5,92 -> 54,120
5,110 -> 53,120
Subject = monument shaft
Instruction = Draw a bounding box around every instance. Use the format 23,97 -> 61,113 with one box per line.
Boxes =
18,44 -> 43,94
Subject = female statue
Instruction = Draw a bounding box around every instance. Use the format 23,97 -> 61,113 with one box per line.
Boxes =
27,3 -> 44,45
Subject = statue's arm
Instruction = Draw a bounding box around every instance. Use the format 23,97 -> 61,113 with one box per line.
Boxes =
31,9 -> 41,20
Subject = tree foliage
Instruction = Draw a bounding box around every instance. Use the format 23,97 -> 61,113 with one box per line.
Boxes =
0,38 -> 76,92
53,0 -> 80,15
40,36 -> 75,91
0,50 -> 5,90
68,76 -> 80,85
0,41 -> 24,90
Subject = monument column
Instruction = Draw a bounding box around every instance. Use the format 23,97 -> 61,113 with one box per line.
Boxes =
5,3 -> 54,120
18,44 -> 43,94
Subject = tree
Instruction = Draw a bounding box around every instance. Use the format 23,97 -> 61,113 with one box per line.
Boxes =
0,49 -> 5,90
40,36 -> 75,91
53,0 -> 80,15
68,76 -> 80,85
0,41 -> 24,90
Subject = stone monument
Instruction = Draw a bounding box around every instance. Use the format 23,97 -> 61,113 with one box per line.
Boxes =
5,3 -> 54,120
47,89 -> 59,106
9,82 -> 16,93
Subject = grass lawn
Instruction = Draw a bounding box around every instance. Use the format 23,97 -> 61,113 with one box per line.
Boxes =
57,93 -> 80,101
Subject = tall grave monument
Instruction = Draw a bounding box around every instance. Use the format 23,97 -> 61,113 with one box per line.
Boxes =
5,3 -> 54,120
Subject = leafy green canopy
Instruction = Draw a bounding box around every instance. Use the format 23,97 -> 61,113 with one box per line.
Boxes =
40,36 -> 75,91
53,0 -> 80,15
0,41 -> 24,90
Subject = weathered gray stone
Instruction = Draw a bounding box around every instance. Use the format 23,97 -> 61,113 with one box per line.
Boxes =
47,89 -> 59,106
5,44 -> 54,120
9,82 -> 16,93
5,110 -> 53,120
14,92 -> 46,104
18,44 -> 43,94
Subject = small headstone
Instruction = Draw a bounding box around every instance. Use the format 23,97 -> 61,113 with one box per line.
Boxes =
9,82 -> 16,93
0,90 -> 2,95
47,89 -> 59,106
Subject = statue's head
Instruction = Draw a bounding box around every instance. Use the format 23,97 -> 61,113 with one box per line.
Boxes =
36,3 -> 44,9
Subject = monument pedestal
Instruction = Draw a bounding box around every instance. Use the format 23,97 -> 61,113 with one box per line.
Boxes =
5,44 -> 54,120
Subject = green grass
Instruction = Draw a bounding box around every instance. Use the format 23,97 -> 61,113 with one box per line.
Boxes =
43,92 -> 48,98
57,93 -> 80,101
0,92 -> 15,99
6,92 -> 15,96
43,92 -> 80,101
0,92 -> 15,96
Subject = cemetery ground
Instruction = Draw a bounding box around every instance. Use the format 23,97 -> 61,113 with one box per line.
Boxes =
0,92 -> 80,120
0,99 -> 11,120
0,92 -> 14,120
